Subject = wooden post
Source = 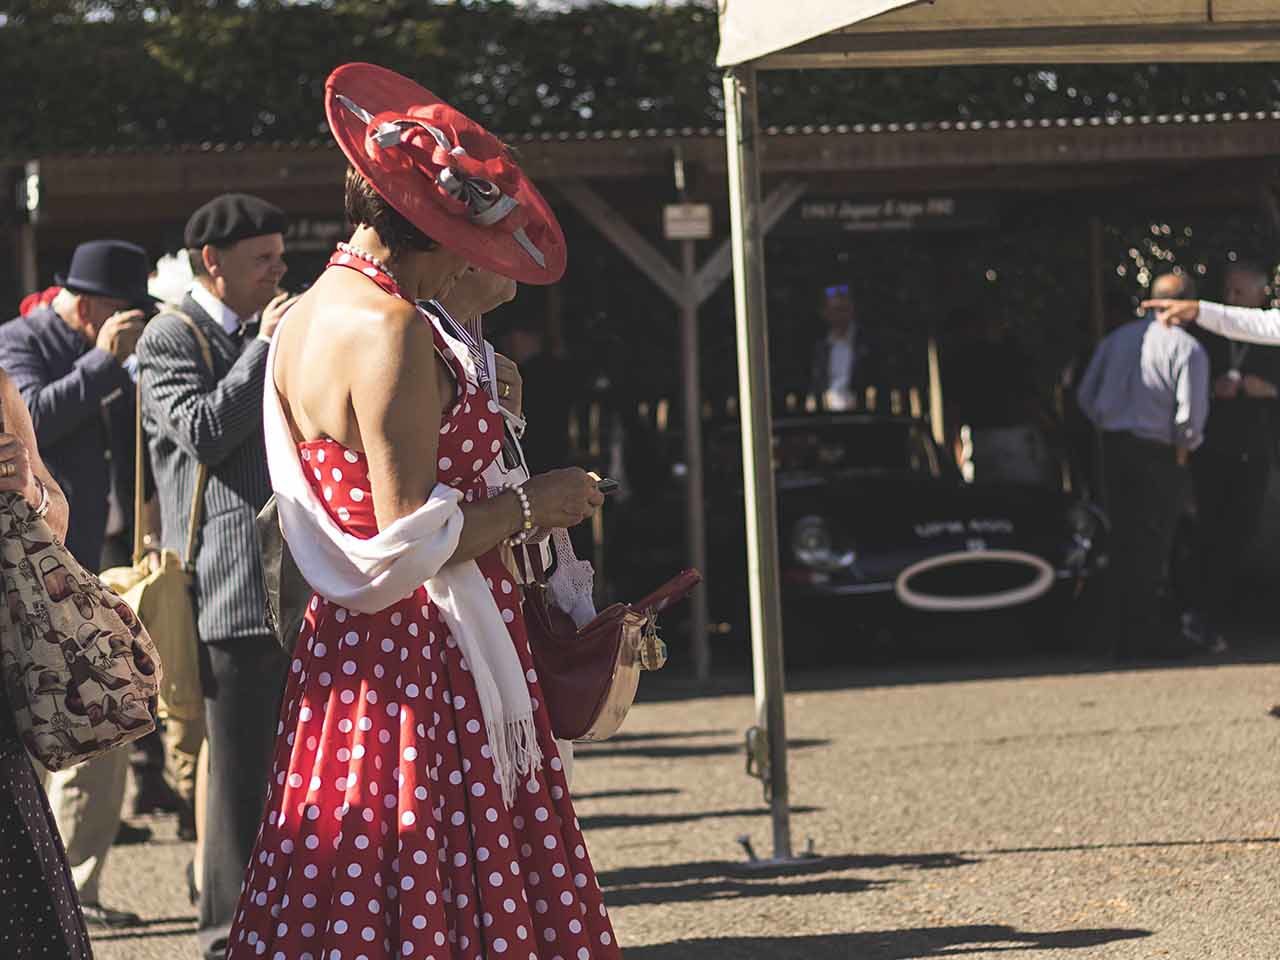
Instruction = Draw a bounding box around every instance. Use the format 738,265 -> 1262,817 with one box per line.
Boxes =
927,331 -> 945,448
554,175 -> 805,690
15,223 -> 37,296
725,63 -> 793,862
679,237 -> 712,683
1088,216 -> 1105,343
1088,214 -> 1107,506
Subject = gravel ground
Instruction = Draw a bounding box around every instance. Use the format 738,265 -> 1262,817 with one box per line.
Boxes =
93,646 -> 1280,959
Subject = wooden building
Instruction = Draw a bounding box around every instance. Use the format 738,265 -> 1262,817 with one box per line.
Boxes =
4,111 -> 1280,372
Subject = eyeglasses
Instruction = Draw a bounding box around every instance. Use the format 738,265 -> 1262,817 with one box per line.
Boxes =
823,284 -> 850,299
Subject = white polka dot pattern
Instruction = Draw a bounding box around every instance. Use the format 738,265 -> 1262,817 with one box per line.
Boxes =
229,348 -> 617,960
0,704 -> 93,958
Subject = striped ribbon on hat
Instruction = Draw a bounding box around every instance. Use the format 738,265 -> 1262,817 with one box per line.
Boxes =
335,94 -> 546,270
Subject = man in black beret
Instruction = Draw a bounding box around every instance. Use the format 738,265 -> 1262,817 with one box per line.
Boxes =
136,193 -> 293,960
0,239 -> 159,930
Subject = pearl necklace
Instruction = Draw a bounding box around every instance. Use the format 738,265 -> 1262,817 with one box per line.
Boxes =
336,242 -> 400,291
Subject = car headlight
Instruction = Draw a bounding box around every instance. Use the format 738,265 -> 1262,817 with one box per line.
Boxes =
792,516 -> 856,571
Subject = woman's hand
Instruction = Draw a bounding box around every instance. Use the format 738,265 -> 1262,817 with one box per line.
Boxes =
493,353 -> 523,417
0,431 -> 38,506
523,468 -> 604,529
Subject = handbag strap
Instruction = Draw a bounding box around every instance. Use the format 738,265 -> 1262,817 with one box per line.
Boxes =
152,306 -> 214,572
131,381 -> 147,564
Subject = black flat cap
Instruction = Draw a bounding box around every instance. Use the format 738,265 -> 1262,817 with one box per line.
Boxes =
184,193 -> 288,249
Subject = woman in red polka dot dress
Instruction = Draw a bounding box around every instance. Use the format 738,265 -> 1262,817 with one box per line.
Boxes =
228,64 -> 618,960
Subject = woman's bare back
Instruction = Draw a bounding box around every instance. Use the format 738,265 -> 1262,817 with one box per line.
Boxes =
274,268 -> 456,452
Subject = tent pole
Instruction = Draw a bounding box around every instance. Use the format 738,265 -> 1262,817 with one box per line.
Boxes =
680,238 -> 713,683
723,64 -> 792,861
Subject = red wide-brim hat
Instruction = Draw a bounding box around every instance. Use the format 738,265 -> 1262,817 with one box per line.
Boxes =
325,62 -> 566,285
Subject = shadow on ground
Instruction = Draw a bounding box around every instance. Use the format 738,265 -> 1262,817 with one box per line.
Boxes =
90,915 -> 196,943
976,835 -> 1280,857
600,852 -> 974,889
599,852 -> 975,908
576,737 -> 828,761
601,729 -> 733,743
572,787 -> 683,802
579,805 -> 820,831
626,925 -> 1152,958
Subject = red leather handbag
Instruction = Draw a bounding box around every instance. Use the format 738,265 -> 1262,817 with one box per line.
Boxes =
524,569 -> 701,742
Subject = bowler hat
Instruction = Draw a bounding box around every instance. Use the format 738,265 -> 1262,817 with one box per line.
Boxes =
55,240 -> 158,307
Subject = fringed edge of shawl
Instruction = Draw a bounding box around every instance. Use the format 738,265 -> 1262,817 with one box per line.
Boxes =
489,712 -> 544,808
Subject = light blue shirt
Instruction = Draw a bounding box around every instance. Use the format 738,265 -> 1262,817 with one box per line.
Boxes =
1077,319 -> 1210,450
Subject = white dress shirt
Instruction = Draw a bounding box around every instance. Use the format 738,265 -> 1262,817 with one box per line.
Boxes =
824,329 -> 856,411
189,281 -> 242,336
1197,301 -> 1280,346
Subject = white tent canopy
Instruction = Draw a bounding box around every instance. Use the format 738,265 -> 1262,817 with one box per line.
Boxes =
718,0 -> 1280,68
716,0 -> 1280,865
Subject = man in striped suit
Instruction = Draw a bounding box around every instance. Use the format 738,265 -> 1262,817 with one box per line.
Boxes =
137,193 -> 293,960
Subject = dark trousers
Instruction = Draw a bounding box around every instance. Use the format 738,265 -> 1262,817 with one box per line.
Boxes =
198,635 -> 287,960
1192,449 -> 1271,631
1101,432 -> 1190,656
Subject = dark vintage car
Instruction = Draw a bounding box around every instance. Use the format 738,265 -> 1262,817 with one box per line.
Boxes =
692,413 -> 1108,656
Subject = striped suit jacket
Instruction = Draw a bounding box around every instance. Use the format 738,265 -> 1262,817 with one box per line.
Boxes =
137,293 -> 273,643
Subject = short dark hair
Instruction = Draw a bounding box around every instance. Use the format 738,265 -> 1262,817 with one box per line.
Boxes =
188,249 -> 209,278
343,167 -> 439,259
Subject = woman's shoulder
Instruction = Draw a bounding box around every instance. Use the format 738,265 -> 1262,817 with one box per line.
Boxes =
358,298 -> 434,351
330,297 -> 439,387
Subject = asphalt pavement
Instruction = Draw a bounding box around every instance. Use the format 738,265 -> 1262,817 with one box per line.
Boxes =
93,643 -> 1280,959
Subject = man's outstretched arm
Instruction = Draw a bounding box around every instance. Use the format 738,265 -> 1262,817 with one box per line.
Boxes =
1143,298 -> 1280,346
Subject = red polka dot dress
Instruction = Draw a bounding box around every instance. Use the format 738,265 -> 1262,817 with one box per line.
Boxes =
228,295 -> 620,960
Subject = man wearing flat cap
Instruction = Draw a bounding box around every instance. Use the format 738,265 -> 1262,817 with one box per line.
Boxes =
136,193 -> 294,960
0,239 -> 159,929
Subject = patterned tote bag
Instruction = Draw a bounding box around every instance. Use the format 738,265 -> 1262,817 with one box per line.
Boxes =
0,431 -> 163,771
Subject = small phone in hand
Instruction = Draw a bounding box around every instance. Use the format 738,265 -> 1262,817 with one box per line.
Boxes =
595,478 -> 620,495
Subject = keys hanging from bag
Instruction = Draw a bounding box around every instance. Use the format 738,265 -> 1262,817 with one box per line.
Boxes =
524,567 -> 700,742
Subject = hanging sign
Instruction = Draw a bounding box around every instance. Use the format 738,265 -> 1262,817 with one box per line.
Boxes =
776,194 -> 997,235
663,203 -> 713,240
285,218 -> 347,251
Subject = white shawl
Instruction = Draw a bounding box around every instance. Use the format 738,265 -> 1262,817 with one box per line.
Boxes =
262,317 -> 541,806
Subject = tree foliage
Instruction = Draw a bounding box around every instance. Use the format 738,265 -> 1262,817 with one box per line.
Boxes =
2,1 -> 1278,155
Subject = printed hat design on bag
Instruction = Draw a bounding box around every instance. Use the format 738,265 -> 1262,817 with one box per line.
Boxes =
325,62 -> 567,285
0,491 -> 163,771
